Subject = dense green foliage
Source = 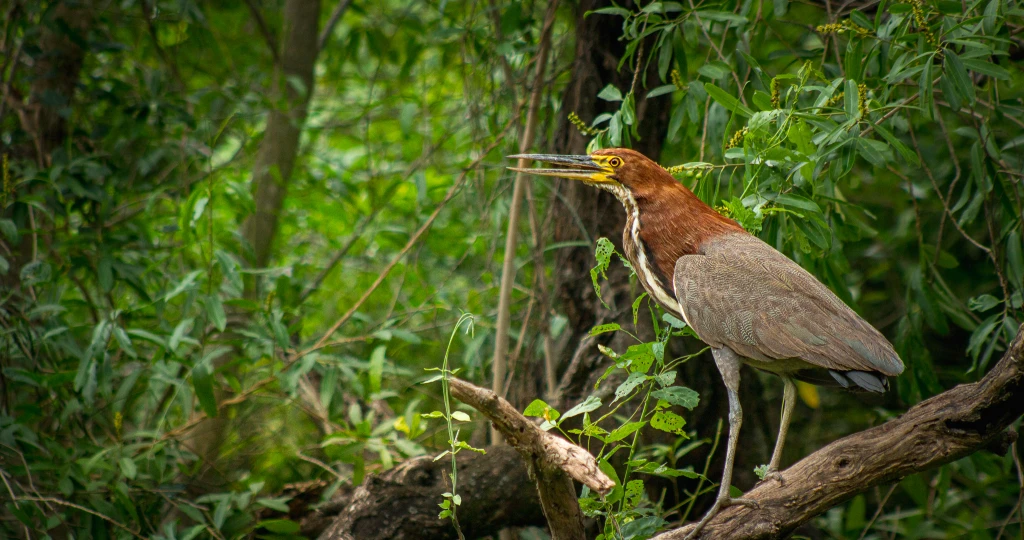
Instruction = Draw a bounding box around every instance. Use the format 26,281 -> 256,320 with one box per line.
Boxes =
2,0 -> 1022,538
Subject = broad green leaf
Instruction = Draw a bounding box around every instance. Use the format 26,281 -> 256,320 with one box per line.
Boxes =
943,51 -> 975,105
590,323 -> 621,336
613,372 -> 649,401
206,295 -> 227,332
597,85 -> 623,102
703,83 -> 753,118
561,395 -> 602,422
651,386 -> 700,409
650,410 -> 686,434
192,361 -> 217,417
605,421 -> 646,442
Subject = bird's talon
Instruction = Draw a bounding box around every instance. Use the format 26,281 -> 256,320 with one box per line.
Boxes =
759,469 -> 784,485
723,496 -> 759,509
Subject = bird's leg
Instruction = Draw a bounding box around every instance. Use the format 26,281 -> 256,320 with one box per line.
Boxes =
684,347 -> 759,540
762,375 -> 796,485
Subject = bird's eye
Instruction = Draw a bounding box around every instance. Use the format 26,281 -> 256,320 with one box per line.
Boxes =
609,157 -> 623,167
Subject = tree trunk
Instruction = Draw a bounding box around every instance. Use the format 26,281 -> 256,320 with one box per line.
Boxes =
183,0 -> 322,491
2,0 -> 93,293
242,0 -> 322,269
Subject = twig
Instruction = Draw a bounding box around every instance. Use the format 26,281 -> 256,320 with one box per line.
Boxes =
297,209 -> 379,303
857,483 -> 898,540
244,0 -> 280,64
318,0 -> 353,52
17,496 -> 145,539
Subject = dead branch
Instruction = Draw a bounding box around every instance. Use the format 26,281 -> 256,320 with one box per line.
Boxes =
316,445 -> 544,540
655,323 -> 1024,539
448,377 -> 614,540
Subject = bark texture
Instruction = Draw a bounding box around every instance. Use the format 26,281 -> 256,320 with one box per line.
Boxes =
317,445 -> 544,540
656,324 -> 1024,539
450,377 -> 614,540
242,0 -> 322,269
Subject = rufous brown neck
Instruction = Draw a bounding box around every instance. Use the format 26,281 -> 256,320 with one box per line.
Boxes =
617,173 -> 745,294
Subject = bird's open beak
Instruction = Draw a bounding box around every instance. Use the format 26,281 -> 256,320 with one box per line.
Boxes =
507,153 -> 607,181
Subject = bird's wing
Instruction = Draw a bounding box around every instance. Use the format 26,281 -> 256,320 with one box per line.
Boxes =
672,233 -> 904,377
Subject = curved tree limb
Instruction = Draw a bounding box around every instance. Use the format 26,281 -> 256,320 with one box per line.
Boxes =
449,377 -> 614,540
656,323 -> 1024,539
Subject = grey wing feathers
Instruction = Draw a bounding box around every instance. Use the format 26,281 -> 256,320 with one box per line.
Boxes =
673,233 -> 904,386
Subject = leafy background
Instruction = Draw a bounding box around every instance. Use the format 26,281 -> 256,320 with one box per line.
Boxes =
1,0 -> 1022,538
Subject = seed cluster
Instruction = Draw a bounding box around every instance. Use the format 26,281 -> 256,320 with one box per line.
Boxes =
568,111 -> 605,136
826,91 -> 845,107
905,0 -> 941,52
724,127 -> 748,151
858,83 -> 869,116
816,19 -> 871,37
770,78 -> 781,109
670,68 -> 686,90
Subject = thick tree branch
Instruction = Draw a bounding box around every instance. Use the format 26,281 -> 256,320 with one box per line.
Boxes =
656,323 -> 1024,539
317,446 -> 544,540
449,377 -> 613,540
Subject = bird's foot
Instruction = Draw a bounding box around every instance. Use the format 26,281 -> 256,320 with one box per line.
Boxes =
758,467 -> 784,486
682,495 -> 760,539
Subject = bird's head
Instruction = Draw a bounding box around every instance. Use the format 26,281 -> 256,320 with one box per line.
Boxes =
508,148 -> 676,199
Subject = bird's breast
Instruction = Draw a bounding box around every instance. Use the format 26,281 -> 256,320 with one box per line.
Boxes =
622,212 -> 688,323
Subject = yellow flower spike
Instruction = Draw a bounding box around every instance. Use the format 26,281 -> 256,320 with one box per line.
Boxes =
858,83 -> 869,116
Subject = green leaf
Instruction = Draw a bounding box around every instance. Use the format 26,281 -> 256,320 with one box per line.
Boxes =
697,61 -> 731,80
597,85 -> 623,102
368,345 -> 386,395
206,295 -> 227,332
1007,231 -> 1024,288
258,519 -> 300,534
968,294 -> 1001,312
113,326 -> 137,358
450,411 -> 471,422
164,270 -> 203,302
650,410 -> 686,434
622,342 -> 657,373
857,138 -> 891,168
119,457 -> 137,480
192,361 -> 217,417
703,83 -> 753,118
943,51 -> 975,105
872,123 -> 920,166
590,323 -> 621,336
613,372 -> 649,402
524,399 -> 552,417
646,84 -> 677,99
651,386 -> 700,409
561,395 -> 603,422
962,58 -> 1010,80
0,219 -> 18,242
605,421 -> 646,442
920,56 -> 934,120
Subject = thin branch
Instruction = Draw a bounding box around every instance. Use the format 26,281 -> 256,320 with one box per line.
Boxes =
297,209 -> 378,304
318,0 -> 353,52
245,0 -> 280,64
17,496 -> 145,539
